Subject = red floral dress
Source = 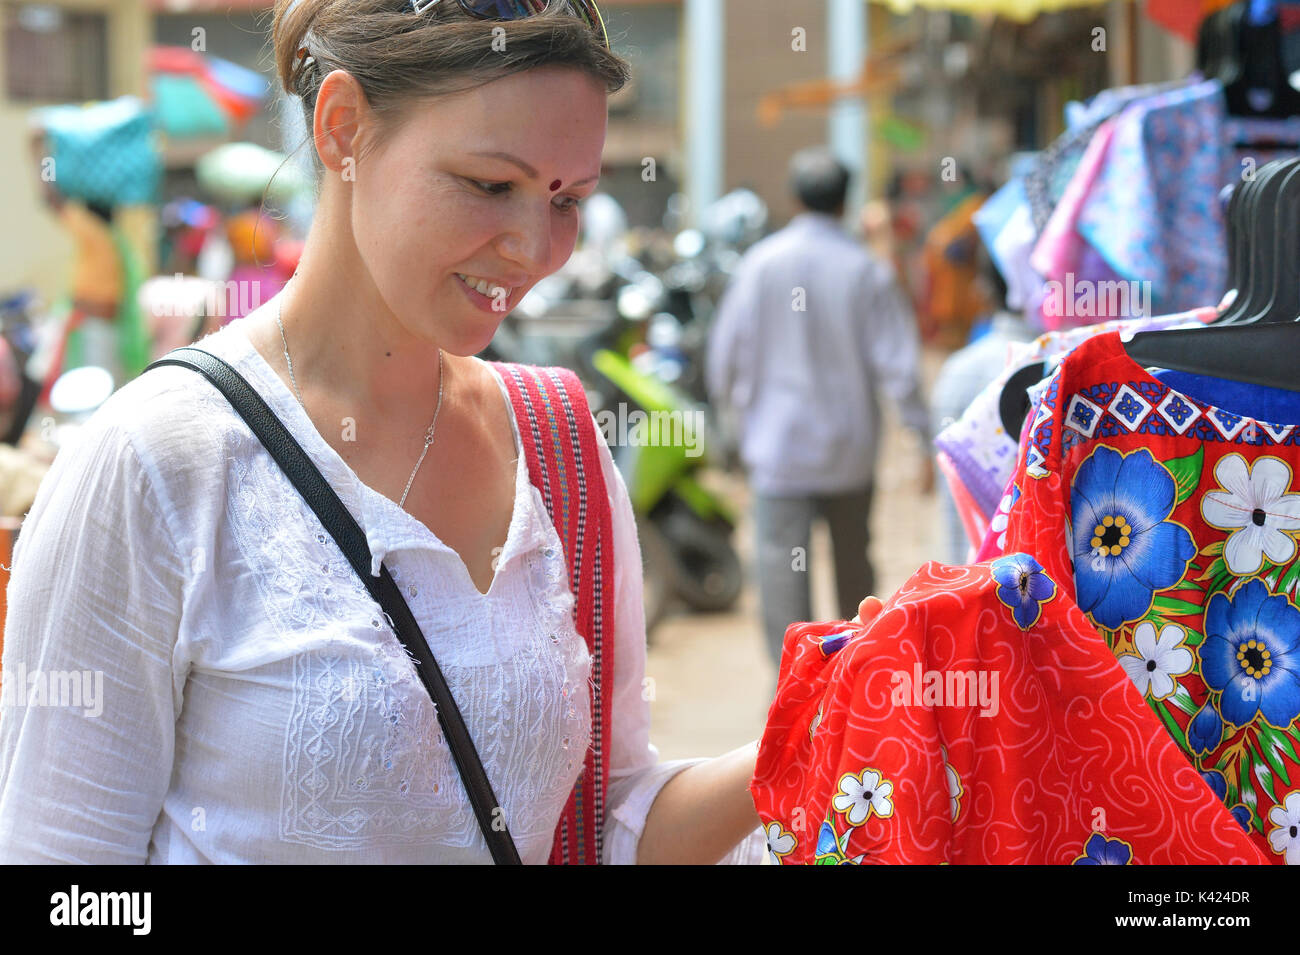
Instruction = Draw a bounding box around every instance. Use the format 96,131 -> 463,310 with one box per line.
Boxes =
986,330 -> 1300,865
750,559 -> 1268,864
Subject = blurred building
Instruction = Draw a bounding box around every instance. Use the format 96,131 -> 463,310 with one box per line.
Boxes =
0,0 -> 1203,304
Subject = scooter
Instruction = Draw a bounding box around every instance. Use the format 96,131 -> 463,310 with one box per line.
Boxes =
575,271 -> 743,637
587,345 -> 742,634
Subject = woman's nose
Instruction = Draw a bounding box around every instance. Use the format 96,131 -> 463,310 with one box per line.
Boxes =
498,204 -> 555,274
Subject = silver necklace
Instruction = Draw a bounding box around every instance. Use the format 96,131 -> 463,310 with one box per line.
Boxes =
275,292 -> 445,510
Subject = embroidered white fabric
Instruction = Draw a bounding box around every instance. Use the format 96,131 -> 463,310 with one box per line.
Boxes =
0,318 -> 765,865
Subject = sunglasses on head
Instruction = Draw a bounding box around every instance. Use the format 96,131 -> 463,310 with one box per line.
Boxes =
409,0 -> 609,51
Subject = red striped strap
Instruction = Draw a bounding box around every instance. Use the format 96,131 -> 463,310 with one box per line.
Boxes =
491,361 -> 615,865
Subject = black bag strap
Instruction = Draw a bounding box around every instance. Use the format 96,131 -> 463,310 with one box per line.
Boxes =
146,346 -> 522,865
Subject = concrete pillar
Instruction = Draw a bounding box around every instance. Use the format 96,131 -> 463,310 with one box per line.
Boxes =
828,0 -> 867,224
684,0 -> 725,226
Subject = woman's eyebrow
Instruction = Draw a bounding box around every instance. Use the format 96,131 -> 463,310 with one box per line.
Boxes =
469,150 -> 600,186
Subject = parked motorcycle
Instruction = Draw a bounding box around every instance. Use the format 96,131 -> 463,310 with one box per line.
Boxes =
585,341 -> 742,636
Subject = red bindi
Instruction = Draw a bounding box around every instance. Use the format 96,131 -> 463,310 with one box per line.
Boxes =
549,179 -> 562,191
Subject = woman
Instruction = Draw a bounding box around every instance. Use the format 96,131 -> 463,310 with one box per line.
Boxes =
0,0 -> 824,865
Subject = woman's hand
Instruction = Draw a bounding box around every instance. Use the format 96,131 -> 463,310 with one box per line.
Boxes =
636,593 -> 889,863
851,594 -> 884,625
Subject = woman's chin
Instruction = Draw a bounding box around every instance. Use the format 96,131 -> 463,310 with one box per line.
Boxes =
446,315 -> 506,359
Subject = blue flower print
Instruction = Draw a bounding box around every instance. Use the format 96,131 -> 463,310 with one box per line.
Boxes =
990,553 -> 1058,630
814,819 -> 843,862
1188,699 -> 1224,755
1202,769 -> 1228,801
1200,578 -> 1300,730
818,629 -> 854,658
1201,770 -> 1252,833
1072,832 -> 1133,865
1070,447 -> 1196,630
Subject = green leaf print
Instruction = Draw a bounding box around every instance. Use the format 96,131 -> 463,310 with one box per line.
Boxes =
1166,446 -> 1204,506
1259,722 -> 1300,767
1278,561 -> 1300,597
1153,701 -> 1187,748
1254,731 -> 1291,787
1196,556 -> 1226,583
1250,744 -> 1278,804
1151,595 -> 1204,618
1238,769 -> 1259,828
1169,685 -> 1199,717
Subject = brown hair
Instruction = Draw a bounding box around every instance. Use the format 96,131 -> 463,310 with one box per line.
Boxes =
271,0 -> 630,171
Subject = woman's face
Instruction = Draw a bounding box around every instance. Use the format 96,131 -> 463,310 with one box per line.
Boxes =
347,66 -> 609,357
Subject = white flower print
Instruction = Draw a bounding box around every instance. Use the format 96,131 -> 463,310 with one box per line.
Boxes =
943,749 -> 963,822
764,821 -> 797,865
989,485 -> 1018,551
832,768 -> 894,826
1267,791 -> 1300,865
808,702 -> 823,741
1202,454 -> 1300,576
1117,621 -> 1195,700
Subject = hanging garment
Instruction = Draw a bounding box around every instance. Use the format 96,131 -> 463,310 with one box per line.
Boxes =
1030,117 -> 1130,331
990,330 -> 1300,865
1024,79 -> 1189,233
933,307 -> 1216,524
750,558 -> 1270,864
931,312 -> 1036,560
1075,80 -> 1227,315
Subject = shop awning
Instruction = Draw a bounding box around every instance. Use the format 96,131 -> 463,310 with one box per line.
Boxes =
867,0 -> 1238,27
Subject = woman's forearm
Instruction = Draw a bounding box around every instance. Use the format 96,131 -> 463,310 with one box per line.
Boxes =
636,740 -> 760,865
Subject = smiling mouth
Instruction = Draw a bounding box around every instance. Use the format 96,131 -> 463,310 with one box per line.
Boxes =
455,272 -> 518,299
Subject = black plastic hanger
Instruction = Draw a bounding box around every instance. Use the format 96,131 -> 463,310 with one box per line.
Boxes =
1123,151 -> 1300,389
1246,157 -> 1300,323
1216,158 -> 1287,323
1223,0 -> 1300,118
1122,323 -> 1300,391
1221,159 -> 1288,323
1195,8 -> 1220,80
1214,175 -> 1253,321
998,360 -> 1049,440
1218,3 -> 1246,93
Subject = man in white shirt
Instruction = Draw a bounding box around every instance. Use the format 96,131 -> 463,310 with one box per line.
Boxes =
707,147 -> 932,669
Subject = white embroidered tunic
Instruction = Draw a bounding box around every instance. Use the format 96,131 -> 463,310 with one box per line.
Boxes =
0,319 -> 764,864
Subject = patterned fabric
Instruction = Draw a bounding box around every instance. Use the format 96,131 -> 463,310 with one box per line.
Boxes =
994,330 -> 1300,865
933,309 -> 1215,523
493,362 -> 616,866
1024,81 -> 1180,234
1075,80 -> 1227,315
751,559 -> 1268,864
1024,118 -> 1110,236
1030,117 -> 1126,331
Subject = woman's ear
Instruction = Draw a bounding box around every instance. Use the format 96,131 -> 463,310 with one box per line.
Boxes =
312,70 -> 371,178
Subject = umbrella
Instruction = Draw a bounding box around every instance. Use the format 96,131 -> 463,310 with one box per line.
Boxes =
196,142 -> 310,205
148,46 -> 267,139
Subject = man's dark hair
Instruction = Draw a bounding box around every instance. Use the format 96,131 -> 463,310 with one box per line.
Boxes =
789,147 -> 850,214
86,201 -> 114,224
